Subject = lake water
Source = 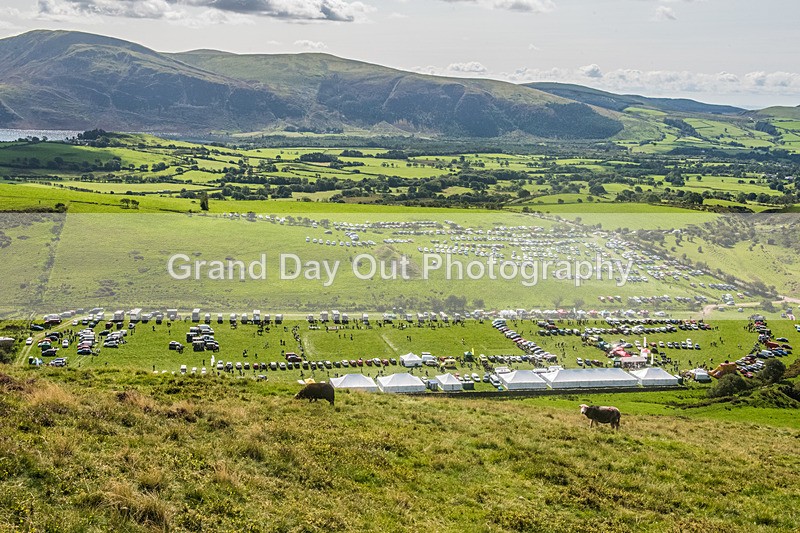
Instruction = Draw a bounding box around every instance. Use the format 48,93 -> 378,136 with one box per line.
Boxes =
0,129 -> 82,142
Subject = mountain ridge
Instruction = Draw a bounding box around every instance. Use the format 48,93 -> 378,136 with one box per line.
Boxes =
526,82 -> 745,115
0,29 -> 782,140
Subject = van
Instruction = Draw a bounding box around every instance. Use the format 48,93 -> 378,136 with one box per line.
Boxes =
421,353 -> 437,366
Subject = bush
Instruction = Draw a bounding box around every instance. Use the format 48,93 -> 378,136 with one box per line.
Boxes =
708,374 -> 749,398
758,359 -> 786,384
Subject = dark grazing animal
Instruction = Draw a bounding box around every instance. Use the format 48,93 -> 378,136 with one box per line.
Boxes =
295,382 -> 335,406
580,404 -> 621,429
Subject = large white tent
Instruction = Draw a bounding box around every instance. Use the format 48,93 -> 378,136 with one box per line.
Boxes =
497,370 -> 548,390
434,373 -> 463,392
630,367 -> 679,387
399,352 -> 423,368
541,368 -> 639,389
377,373 -> 426,393
330,373 -> 379,392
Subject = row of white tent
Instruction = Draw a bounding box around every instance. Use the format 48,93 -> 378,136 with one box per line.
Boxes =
328,367 -> 678,394
499,367 -> 678,390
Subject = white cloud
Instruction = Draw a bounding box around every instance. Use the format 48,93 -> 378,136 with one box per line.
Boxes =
36,0 -> 375,23
528,43 -> 540,51
447,61 -> 489,74
441,0 -> 555,14
37,0 -> 181,20
579,63 -> 602,78
294,39 -> 328,50
498,64 -> 800,101
654,5 -> 677,20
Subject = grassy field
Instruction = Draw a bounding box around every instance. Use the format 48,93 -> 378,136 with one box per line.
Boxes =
0,364 -> 798,532
1,207 -> 775,318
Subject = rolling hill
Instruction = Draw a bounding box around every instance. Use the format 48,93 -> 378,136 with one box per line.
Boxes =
0,30 -> 626,138
527,82 -> 745,115
0,30 -> 300,132
3,30 -> 792,143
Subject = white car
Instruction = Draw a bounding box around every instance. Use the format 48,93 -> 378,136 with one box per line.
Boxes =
25,337 -> 33,345
62,339 -> 69,348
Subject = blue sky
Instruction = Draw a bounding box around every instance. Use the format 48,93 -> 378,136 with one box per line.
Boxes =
1,0 -> 798,108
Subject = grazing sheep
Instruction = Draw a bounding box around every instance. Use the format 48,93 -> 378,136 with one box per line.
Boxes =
295,382 -> 335,406
580,404 -> 621,429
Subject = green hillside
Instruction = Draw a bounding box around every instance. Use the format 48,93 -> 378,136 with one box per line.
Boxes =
0,367 -> 798,532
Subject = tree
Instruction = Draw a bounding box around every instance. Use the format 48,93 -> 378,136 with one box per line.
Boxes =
759,359 -> 786,384
199,192 -> 209,211
589,183 -> 606,196
517,189 -> 531,199
708,374 -> 749,398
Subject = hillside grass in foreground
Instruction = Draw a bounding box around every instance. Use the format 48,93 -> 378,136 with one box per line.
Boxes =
0,367 -> 798,532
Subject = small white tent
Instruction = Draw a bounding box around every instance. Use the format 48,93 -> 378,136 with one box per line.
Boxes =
434,373 -> 463,392
630,367 -> 679,387
541,368 -> 639,389
330,373 -> 379,392
497,370 -> 548,390
376,373 -> 426,394
399,352 -> 423,368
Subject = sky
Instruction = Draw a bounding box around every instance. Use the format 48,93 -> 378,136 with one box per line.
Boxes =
1,0 -> 798,109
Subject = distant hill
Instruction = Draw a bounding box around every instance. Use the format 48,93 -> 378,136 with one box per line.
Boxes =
0,30 -> 622,138
172,50 -> 625,138
0,30 -> 299,132
753,106 -> 800,120
527,82 -> 745,115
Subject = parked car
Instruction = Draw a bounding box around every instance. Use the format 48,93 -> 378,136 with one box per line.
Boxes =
25,337 -> 33,345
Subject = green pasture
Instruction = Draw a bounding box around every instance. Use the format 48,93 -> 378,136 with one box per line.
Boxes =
1,206 -> 771,318
51,180 -> 214,194
0,142 -> 177,169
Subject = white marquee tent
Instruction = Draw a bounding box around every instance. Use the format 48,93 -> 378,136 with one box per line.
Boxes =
630,367 -> 679,387
541,368 -> 639,389
689,368 -> 712,383
434,373 -> 463,392
399,352 -> 423,368
330,373 -> 379,392
497,370 -> 548,390
377,373 -> 426,394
